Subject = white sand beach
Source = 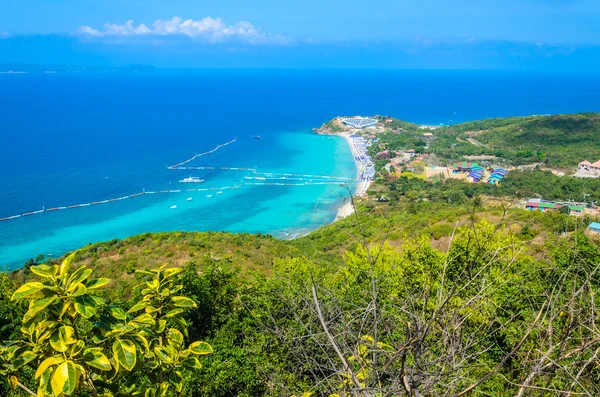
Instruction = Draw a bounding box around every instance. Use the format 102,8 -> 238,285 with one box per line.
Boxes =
335,132 -> 374,220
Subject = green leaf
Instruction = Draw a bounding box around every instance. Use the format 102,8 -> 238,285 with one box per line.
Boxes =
166,328 -> 184,347
108,305 -> 127,321
24,296 -> 57,323
11,282 -> 49,300
169,370 -> 183,393
188,341 -> 213,356
127,301 -> 149,314
163,267 -> 183,279
35,357 -> 64,379
66,267 -> 92,289
156,319 -> 167,334
29,264 -> 57,279
130,333 -> 150,352
68,283 -> 87,297
86,278 -> 110,290
83,349 -> 112,371
50,360 -> 78,396
171,296 -> 197,308
70,340 -> 85,357
112,339 -> 137,371
12,350 -> 37,370
153,346 -> 173,364
8,375 -> 18,389
74,295 -> 99,319
59,251 -> 78,277
132,313 -> 156,327
164,308 -> 184,318
181,356 -> 202,370
50,326 -> 76,353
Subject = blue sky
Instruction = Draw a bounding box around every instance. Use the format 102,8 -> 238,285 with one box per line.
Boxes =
1,0 -> 600,69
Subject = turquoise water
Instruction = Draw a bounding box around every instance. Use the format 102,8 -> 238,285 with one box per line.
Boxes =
2,69 -> 600,268
0,129 -> 355,268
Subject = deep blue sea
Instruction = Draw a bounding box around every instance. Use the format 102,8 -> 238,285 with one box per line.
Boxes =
1,69 -> 600,269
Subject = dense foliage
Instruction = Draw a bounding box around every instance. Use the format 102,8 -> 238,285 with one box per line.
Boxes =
0,256 -> 212,397
373,113 -> 600,168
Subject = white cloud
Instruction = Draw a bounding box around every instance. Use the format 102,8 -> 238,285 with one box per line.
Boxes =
77,16 -> 286,44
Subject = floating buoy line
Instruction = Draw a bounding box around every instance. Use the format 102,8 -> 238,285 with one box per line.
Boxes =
166,138 -> 237,169
0,185 -> 242,222
2,137 -> 357,223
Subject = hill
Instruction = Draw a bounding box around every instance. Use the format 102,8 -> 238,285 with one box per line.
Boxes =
439,113 -> 600,168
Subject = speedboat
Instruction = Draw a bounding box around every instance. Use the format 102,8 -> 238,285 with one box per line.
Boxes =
170,205 -> 177,209
206,194 -> 213,198
216,191 -> 223,195
254,135 -> 261,139
179,176 -> 205,183
186,197 -> 193,202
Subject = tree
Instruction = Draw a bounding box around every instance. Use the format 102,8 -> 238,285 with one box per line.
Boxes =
0,252 -> 213,397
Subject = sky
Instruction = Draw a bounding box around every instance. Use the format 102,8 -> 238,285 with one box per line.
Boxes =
1,0 -> 600,69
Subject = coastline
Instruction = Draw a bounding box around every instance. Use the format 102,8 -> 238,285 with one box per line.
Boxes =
335,132 -> 372,221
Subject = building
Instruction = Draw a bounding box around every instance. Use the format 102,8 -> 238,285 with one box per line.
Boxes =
578,160 -> 600,176
343,117 -> 378,129
403,149 -> 416,158
569,205 -> 585,216
467,166 -> 485,182
488,168 -> 508,185
525,201 -> 564,212
423,132 -> 434,137
589,222 -> 600,234
452,162 -> 479,173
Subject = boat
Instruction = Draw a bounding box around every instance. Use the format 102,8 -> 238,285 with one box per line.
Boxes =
187,197 -> 193,202
170,205 -> 177,209
179,176 -> 205,183
216,191 -> 223,195
254,135 -> 261,139
206,194 -> 213,198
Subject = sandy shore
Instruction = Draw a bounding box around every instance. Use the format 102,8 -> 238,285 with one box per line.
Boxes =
335,132 -> 372,221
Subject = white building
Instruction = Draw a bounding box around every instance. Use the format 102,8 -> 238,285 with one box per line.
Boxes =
578,160 -> 600,176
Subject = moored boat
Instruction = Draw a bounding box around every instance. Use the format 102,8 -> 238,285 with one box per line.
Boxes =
179,176 -> 205,183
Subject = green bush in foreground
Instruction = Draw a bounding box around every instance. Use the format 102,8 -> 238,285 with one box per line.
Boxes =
0,253 -> 212,397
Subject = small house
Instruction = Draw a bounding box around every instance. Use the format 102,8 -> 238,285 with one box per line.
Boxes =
589,222 -> 600,234
569,205 -> 585,216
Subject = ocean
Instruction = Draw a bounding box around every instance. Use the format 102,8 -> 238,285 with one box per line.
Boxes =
1,69 -> 600,269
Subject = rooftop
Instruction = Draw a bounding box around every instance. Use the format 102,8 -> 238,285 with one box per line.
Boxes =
589,222 -> 600,230
343,117 -> 378,129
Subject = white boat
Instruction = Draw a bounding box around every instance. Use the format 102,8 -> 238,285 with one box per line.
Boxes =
216,191 -> 223,195
186,197 -> 193,202
206,194 -> 213,198
170,205 -> 177,209
179,176 -> 205,183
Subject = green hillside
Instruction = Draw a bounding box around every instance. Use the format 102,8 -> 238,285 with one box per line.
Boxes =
371,113 -> 600,168
442,113 -> 600,167
4,191 -> 600,396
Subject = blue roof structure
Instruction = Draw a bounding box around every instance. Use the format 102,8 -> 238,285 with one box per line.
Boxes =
343,117 -> 378,129
589,222 -> 600,230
